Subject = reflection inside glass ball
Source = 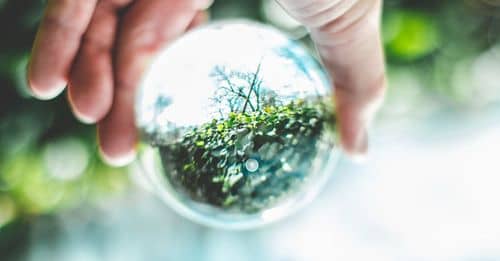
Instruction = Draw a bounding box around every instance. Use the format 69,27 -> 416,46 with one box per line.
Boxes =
136,20 -> 339,229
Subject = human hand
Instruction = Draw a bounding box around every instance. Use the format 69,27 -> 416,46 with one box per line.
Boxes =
277,0 -> 386,159
29,0 -> 385,166
28,0 -> 212,165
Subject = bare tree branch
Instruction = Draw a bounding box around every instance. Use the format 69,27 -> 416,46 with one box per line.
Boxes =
242,62 -> 262,113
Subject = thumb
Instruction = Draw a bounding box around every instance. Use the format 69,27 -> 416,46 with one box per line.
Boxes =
276,0 -> 386,157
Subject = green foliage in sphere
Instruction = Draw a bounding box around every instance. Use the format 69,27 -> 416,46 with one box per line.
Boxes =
159,99 -> 335,213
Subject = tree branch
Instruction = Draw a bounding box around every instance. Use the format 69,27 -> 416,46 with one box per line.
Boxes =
242,62 -> 262,113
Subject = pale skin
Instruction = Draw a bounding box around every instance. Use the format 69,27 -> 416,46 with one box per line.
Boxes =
28,0 -> 386,166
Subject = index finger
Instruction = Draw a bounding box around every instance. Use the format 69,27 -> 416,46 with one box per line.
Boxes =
97,0 -> 208,165
28,0 -> 97,99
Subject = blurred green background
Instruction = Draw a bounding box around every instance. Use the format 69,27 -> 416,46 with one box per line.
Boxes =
1,0 -> 500,260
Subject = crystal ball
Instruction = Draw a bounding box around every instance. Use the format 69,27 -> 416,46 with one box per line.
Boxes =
135,20 -> 339,229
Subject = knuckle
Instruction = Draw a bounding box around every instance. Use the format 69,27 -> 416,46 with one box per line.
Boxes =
44,0 -> 95,31
115,77 -> 140,93
125,26 -> 172,54
279,0 -> 352,28
303,1 -> 350,28
81,35 -> 112,54
313,0 -> 380,46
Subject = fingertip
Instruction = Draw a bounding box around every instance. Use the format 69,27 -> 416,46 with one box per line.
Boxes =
73,110 -> 98,124
68,96 -> 113,125
27,51 -> 66,100
28,77 -> 66,100
340,125 -> 368,161
97,120 -> 138,167
99,145 -> 137,167
68,100 -> 99,124
67,87 -> 111,125
341,144 -> 368,164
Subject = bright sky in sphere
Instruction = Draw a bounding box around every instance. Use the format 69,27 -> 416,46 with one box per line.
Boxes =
136,21 -> 329,136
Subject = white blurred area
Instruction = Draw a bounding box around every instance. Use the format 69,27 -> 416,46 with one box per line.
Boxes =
43,137 -> 89,181
25,103 -> 500,260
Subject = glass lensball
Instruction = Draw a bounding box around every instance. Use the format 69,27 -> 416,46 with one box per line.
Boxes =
136,20 -> 339,229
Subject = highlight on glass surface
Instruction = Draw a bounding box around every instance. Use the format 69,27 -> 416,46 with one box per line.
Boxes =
135,20 -> 339,229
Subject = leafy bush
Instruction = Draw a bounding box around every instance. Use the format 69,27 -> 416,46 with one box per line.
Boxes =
159,99 -> 336,213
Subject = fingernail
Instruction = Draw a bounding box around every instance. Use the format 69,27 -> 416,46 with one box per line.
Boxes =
67,93 -> 98,124
29,81 -> 66,100
72,108 -> 98,124
349,128 -> 368,163
99,148 -> 137,167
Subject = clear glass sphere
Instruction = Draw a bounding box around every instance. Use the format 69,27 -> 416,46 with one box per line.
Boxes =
136,20 -> 340,229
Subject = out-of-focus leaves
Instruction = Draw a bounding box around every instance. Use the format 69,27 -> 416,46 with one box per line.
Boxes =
0,220 -> 30,261
384,10 -> 441,61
